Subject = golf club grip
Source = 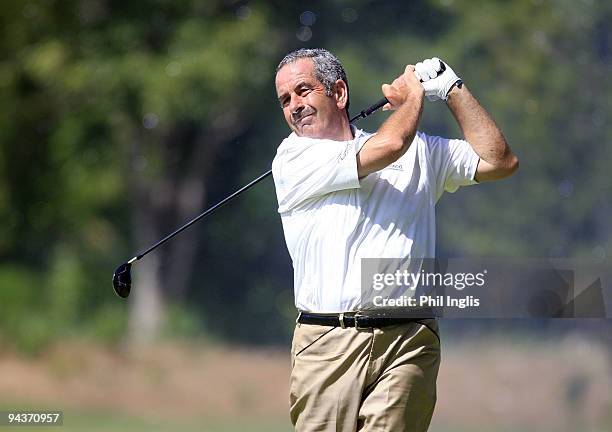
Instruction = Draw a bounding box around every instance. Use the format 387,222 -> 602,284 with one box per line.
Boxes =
362,97 -> 389,118
354,61 -> 446,121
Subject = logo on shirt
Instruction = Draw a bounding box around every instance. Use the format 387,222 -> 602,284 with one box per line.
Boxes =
388,162 -> 404,171
337,142 -> 350,162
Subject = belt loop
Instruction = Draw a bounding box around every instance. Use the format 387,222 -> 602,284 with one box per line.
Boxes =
354,312 -> 367,330
296,310 -> 302,324
339,312 -> 346,329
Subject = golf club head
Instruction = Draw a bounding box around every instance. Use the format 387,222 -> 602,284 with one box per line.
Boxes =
112,262 -> 132,298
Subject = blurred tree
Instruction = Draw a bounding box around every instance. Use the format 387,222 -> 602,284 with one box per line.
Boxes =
428,0 -> 611,260
0,0 -> 281,344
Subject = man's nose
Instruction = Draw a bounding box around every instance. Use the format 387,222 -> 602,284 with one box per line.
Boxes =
289,94 -> 304,116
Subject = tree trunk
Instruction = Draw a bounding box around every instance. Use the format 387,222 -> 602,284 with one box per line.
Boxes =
125,126 -> 164,344
126,108 -> 246,343
128,251 -> 164,344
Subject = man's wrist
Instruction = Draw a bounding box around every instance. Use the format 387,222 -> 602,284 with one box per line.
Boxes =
445,79 -> 464,100
401,90 -> 424,107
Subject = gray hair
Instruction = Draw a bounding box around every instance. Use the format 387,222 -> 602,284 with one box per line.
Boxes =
276,48 -> 350,115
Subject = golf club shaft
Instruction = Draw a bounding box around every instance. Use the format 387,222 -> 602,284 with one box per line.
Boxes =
125,98 -> 390,264
128,169 -> 272,263
351,97 -> 388,122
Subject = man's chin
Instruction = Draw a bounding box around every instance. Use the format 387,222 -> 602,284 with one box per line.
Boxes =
294,123 -> 317,138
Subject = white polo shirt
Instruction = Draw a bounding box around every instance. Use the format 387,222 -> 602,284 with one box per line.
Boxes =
272,126 -> 480,312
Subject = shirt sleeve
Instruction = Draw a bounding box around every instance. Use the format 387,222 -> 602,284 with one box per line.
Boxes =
422,132 -> 480,199
272,136 -> 361,213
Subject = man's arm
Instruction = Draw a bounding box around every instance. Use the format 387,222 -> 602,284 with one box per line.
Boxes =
356,65 -> 424,178
446,85 -> 519,182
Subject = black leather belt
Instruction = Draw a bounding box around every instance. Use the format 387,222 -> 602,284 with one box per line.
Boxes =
297,311 -> 424,329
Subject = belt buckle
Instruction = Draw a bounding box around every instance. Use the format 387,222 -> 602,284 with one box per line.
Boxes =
353,313 -> 370,330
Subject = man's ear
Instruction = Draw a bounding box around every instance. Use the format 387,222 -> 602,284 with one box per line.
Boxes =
333,79 -> 349,110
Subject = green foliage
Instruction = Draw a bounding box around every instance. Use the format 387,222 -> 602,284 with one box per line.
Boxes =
0,265 -> 53,354
161,304 -> 203,340
84,304 -> 128,345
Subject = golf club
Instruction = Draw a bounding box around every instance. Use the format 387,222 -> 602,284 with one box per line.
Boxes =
113,63 -> 446,298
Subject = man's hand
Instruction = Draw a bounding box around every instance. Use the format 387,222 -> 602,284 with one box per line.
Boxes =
415,57 -> 461,102
381,65 -> 424,110
356,65 -> 424,178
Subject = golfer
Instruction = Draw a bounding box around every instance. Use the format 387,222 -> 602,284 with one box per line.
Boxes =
272,48 -> 518,432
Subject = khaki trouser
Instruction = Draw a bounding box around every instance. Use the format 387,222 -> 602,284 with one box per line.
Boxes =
289,319 -> 440,432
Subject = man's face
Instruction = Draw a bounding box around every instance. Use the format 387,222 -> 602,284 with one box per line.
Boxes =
275,58 -> 346,139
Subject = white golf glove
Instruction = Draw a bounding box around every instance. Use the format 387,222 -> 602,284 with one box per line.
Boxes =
414,57 -> 461,101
